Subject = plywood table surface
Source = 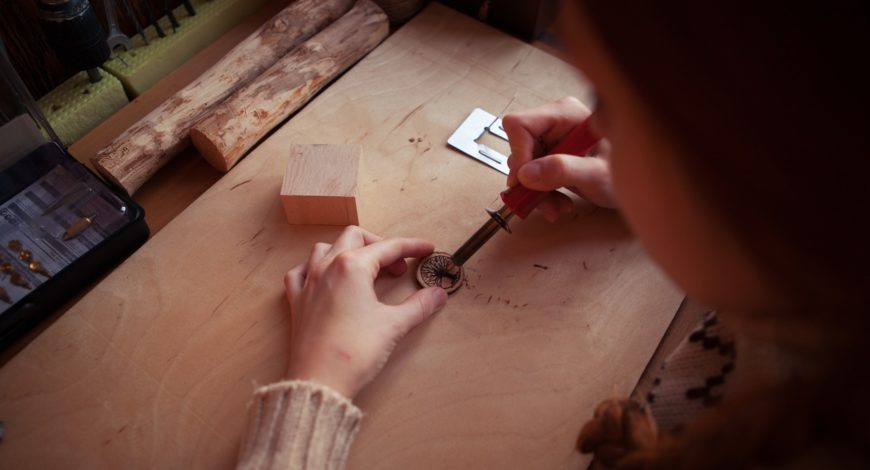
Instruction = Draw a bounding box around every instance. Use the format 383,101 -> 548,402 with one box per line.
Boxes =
0,4 -> 683,469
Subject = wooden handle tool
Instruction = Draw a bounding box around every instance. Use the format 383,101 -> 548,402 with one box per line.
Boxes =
451,119 -> 600,266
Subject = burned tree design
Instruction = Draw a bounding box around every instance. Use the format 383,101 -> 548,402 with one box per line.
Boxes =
416,252 -> 464,294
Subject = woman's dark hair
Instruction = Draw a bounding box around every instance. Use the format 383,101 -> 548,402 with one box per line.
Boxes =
582,0 -> 870,313
578,0 -> 870,466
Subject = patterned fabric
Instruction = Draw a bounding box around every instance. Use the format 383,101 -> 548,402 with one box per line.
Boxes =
645,311 -> 736,432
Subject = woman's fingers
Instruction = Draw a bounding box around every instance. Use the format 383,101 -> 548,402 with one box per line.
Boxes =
310,242 -> 332,261
285,242 -> 331,306
327,225 -> 383,256
284,230 -> 446,400
535,191 -> 574,222
517,153 -> 618,209
311,228 -> 435,280
356,238 -> 435,278
383,259 -> 409,277
392,287 -> 448,334
301,242 -> 332,282
284,265 -> 305,302
504,97 -> 591,187
504,115 -> 546,187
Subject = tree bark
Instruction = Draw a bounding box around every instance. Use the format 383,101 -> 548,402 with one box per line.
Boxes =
190,0 -> 388,172
92,0 -> 354,195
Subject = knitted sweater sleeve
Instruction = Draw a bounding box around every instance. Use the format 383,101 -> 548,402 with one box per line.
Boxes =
236,380 -> 363,470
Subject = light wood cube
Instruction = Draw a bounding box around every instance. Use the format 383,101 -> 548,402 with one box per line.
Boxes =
280,144 -> 360,226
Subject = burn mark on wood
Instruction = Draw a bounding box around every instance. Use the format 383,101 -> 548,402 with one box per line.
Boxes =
230,179 -> 253,191
416,252 -> 464,294
391,103 -> 424,133
533,264 -> 549,270
209,294 -> 232,320
249,227 -> 266,242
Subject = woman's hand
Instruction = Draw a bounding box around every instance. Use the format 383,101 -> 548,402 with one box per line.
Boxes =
502,96 -> 619,221
283,226 -> 448,399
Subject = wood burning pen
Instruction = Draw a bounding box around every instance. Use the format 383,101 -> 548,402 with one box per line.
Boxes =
417,118 -> 601,293
452,118 -> 601,266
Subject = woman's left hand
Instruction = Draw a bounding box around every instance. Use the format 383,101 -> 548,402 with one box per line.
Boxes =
283,226 -> 448,399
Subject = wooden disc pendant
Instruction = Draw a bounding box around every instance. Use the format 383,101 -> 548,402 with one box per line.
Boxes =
416,251 -> 464,294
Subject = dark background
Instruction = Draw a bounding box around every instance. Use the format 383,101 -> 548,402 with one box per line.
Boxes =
1,0 -> 556,101
1,0 -> 188,100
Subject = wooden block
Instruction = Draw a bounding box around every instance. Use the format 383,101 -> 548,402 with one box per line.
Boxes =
280,144 -> 359,226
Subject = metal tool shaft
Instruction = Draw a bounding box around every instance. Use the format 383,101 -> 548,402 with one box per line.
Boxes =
448,119 -> 600,267
104,0 -> 133,52
164,0 -> 180,32
140,0 -> 166,37
119,0 -> 149,45
451,204 -> 514,266
181,0 -> 196,16
86,68 -> 102,82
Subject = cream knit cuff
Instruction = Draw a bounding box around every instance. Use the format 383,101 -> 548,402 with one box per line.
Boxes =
237,380 -> 363,470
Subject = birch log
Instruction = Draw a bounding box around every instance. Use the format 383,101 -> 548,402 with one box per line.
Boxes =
190,0 -> 389,172
92,0 -> 354,195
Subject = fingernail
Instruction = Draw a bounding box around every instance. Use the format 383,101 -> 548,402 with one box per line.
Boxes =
432,288 -> 448,307
518,162 -> 542,183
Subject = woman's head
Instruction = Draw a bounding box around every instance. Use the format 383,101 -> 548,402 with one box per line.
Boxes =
558,0 -> 870,464
559,0 -> 870,319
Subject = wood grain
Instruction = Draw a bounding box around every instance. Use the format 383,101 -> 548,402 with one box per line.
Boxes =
281,144 -> 360,225
191,0 -> 389,172
0,5 -> 682,469
91,0 -> 354,195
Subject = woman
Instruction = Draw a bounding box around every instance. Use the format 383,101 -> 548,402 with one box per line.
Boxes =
237,0 -> 870,468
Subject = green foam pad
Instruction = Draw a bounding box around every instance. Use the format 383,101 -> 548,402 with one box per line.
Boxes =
101,0 -> 271,97
37,71 -> 128,146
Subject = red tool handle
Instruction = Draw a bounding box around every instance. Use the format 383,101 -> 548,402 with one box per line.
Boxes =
500,119 -> 601,219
